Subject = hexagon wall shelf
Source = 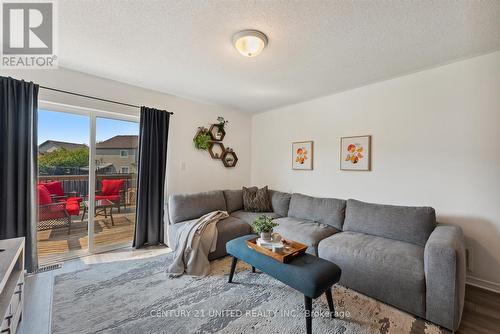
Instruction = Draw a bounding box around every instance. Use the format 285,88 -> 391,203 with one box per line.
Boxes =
209,124 -> 226,141
208,142 -> 225,159
221,148 -> 238,168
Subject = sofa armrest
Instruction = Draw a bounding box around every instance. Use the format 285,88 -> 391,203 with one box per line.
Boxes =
424,225 -> 466,331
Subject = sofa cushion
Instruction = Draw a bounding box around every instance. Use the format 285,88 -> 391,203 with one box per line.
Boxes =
208,217 -> 252,260
273,217 -> 338,255
223,189 -> 243,213
288,193 -> 346,230
269,190 -> 291,217
343,199 -> 436,247
318,231 -> 426,317
242,186 -> 272,212
168,190 -> 227,224
230,210 -> 280,225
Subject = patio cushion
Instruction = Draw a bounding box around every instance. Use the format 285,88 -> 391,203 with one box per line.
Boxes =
37,184 -> 52,205
101,179 -> 126,196
41,181 -> 65,196
65,199 -> 80,216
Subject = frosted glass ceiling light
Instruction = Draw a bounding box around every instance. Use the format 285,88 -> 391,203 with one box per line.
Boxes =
232,30 -> 268,57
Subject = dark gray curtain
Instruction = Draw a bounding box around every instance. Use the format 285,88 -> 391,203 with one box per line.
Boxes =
0,76 -> 38,271
133,106 -> 170,247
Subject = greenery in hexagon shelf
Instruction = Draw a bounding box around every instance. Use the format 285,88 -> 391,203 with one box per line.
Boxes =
193,127 -> 212,150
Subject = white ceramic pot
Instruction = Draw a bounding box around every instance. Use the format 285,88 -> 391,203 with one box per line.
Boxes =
260,232 -> 272,241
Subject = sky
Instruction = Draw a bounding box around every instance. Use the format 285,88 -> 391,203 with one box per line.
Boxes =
38,109 -> 139,144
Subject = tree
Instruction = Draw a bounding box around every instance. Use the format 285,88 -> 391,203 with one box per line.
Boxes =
39,147 -> 89,168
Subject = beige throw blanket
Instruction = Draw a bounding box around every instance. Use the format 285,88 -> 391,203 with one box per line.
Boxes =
166,210 -> 229,277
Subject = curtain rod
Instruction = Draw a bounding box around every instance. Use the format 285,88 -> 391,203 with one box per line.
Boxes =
39,85 -> 174,115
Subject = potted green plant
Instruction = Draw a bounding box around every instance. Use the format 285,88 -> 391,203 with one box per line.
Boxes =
216,116 -> 229,135
193,127 -> 211,150
251,215 -> 278,241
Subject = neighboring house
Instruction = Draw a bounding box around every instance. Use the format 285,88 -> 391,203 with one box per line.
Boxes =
95,135 -> 138,174
38,140 -> 87,153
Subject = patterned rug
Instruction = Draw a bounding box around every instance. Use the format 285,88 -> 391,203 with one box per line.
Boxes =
52,254 -> 448,334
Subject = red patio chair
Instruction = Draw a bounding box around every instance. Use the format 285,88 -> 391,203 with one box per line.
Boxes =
95,179 -> 126,212
40,181 -> 82,203
37,184 -> 80,234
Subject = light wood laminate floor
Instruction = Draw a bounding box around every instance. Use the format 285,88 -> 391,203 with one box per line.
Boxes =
18,248 -> 500,334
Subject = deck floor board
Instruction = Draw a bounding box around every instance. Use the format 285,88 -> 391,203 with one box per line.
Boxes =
37,209 -> 135,265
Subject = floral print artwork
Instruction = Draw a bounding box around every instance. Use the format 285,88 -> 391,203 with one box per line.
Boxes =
345,143 -> 364,164
292,141 -> 313,170
295,147 -> 308,165
341,136 -> 371,171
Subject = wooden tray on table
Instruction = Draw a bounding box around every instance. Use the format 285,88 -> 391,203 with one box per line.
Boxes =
246,237 -> 307,263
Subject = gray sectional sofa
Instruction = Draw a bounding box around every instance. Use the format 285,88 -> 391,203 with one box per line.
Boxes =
167,189 -> 466,331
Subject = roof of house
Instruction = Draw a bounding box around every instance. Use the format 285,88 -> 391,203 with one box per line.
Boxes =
39,140 -> 88,150
96,135 -> 138,149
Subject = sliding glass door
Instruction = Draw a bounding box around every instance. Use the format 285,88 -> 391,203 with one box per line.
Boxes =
37,103 -> 139,265
37,109 -> 90,264
92,117 -> 139,252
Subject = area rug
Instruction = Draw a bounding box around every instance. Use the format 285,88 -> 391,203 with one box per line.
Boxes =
52,254 -> 448,334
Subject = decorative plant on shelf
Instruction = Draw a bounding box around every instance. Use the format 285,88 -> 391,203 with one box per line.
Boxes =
251,215 -> 278,241
193,127 -> 212,150
216,116 -> 229,132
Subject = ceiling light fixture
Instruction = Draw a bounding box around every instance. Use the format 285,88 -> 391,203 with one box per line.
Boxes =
232,30 -> 268,57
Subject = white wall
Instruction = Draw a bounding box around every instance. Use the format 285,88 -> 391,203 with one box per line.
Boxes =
2,67 -> 252,195
251,51 -> 500,289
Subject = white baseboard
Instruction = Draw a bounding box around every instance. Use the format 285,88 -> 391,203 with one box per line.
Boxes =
466,275 -> 500,294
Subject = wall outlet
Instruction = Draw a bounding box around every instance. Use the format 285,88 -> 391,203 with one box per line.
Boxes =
465,247 -> 474,273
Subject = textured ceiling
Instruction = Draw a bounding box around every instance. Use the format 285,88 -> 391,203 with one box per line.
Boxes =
58,0 -> 500,112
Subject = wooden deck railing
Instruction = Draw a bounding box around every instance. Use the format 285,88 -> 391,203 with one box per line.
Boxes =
38,174 -> 137,197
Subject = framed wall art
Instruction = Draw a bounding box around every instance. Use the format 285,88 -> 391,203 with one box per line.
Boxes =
340,135 -> 371,171
292,141 -> 313,170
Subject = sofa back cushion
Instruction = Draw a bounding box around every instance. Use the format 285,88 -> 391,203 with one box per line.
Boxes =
343,199 -> 436,246
242,186 -> 272,212
288,193 -> 346,230
269,190 -> 291,217
223,189 -> 243,213
168,190 -> 227,224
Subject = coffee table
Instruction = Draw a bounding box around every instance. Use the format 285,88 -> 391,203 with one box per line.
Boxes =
81,199 -> 115,225
226,235 -> 342,334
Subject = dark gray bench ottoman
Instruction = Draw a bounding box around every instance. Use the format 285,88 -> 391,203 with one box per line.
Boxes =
226,235 -> 342,334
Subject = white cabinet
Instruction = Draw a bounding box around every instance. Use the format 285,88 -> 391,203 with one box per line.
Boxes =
0,238 -> 25,334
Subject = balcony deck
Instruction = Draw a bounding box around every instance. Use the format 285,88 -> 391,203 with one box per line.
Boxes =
37,207 -> 136,265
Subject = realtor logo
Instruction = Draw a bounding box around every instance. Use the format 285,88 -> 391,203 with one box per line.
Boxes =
1,1 -> 58,68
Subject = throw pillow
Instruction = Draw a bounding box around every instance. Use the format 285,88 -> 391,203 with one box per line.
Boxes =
242,186 -> 272,212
